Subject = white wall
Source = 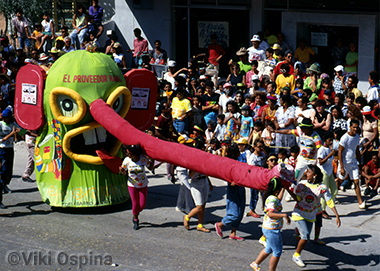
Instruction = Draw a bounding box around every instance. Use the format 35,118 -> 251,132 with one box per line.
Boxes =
101,0 -> 171,65
282,12 -> 378,93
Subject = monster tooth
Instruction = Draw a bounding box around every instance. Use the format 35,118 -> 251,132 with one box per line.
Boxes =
96,127 -> 107,143
83,129 -> 97,145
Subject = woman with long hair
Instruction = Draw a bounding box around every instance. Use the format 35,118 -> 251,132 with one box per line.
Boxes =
70,4 -> 88,49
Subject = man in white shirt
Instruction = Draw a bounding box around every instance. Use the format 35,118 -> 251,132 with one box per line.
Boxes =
248,35 -> 266,62
366,71 -> 380,103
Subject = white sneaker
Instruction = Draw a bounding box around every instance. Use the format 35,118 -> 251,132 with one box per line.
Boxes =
358,201 -> 367,209
285,194 -> 292,202
259,238 -> 267,248
292,254 -> 305,267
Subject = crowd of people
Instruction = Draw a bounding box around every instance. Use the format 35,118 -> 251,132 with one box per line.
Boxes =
0,5 -> 379,270
149,32 -> 379,270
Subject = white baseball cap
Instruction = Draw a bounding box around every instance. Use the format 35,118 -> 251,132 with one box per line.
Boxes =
251,74 -> 260,81
251,35 -> 261,42
168,60 -> 176,67
334,65 -> 344,72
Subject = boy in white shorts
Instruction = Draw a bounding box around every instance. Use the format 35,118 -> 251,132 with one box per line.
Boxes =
337,119 -> 366,209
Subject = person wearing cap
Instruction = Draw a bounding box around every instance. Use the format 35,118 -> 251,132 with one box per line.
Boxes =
38,53 -> 50,71
361,105 -> 378,159
12,8 -> 31,52
234,47 -> 251,74
272,43 -> 282,62
248,35 -> 266,62
331,65 -> 347,95
0,108 -> 22,206
262,95 -> 277,123
208,33 -> 225,86
294,37 -> 316,68
215,143 -> 246,241
275,63 -> 295,95
337,119 -> 366,209
303,63 -> 322,93
163,60 -> 186,89
63,36 -> 75,53
218,83 -> 234,114
271,118 -> 322,184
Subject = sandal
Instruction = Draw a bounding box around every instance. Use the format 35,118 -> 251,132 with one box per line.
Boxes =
183,216 -> 190,230
314,238 -> 325,245
215,223 -> 223,238
250,210 -> 260,218
197,226 -> 210,233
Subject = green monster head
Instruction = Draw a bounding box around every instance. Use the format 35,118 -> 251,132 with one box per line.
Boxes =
35,51 -> 131,207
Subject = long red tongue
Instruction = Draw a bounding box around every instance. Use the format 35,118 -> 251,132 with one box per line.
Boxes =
96,148 -> 122,174
90,99 -> 280,190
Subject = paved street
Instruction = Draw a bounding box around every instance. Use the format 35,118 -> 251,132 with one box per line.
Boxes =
0,142 -> 379,270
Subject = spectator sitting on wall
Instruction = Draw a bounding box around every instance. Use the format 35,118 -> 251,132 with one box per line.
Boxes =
150,40 -> 167,65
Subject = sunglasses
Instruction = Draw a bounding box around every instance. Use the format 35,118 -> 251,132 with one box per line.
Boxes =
269,159 -> 276,162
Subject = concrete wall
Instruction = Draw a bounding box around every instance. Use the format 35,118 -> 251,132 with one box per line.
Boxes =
282,11 -> 378,93
100,0 -> 171,66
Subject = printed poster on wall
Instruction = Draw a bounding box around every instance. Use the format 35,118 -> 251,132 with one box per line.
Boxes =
311,32 -> 328,47
131,87 -> 150,109
21,83 -> 37,105
198,21 -> 229,48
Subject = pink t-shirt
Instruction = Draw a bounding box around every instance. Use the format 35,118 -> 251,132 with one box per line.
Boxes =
133,38 -> 148,57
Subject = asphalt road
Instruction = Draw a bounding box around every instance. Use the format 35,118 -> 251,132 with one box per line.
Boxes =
0,142 -> 379,271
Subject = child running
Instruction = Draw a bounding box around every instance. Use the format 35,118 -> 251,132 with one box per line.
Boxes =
250,177 -> 291,271
288,165 -> 341,267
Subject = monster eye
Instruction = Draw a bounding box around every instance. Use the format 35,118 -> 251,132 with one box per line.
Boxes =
58,96 -> 77,116
50,87 -> 87,125
112,95 -> 124,113
106,86 -> 131,119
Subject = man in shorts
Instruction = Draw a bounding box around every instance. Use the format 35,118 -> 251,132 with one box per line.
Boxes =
338,119 -> 366,209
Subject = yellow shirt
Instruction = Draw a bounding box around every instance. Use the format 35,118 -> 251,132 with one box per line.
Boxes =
295,46 -> 315,63
171,97 -> 192,119
275,74 -> 295,94
351,88 -> 363,101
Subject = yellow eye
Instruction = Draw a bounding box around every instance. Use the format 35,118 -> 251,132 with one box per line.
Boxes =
106,86 -> 131,119
50,87 -> 87,125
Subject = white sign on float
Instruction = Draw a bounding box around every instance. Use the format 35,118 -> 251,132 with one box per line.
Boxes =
131,87 -> 150,109
198,21 -> 229,48
21,83 -> 37,105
